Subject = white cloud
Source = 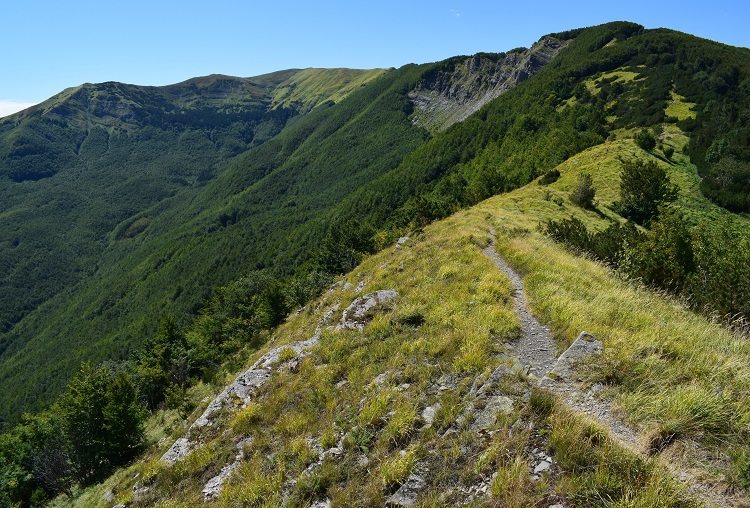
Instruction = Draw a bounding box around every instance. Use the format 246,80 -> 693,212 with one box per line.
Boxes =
450,9 -> 461,17
0,101 -> 37,118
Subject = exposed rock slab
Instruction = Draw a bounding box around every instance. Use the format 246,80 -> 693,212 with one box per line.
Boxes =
202,438 -> 252,500
471,396 -> 513,431
541,331 -> 602,385
386,473 -> 426,507
421,403 -> 441,427
338,290 -> 398,330
161,437 -> 191,466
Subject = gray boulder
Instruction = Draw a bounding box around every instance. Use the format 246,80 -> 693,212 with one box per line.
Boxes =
471,396 -> 513,431
386,473 -> 426,507
541,331 -> 602,385
339,290 -> 398,330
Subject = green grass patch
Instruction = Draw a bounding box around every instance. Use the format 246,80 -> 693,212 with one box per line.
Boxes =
665,91 -> 697,121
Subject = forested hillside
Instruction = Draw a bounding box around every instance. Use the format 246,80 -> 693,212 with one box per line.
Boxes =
0,32 -> 571,422
0,69 -> 395,421
0,17 -> 749,457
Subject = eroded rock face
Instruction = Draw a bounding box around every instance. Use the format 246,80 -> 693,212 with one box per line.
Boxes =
339,290 -> 398,330
408,36 -> 567,132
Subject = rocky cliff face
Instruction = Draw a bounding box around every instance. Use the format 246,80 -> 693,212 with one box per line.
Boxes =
408,36 -> 567,132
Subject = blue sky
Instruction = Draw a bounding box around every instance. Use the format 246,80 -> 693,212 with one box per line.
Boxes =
2,0 -> 748,117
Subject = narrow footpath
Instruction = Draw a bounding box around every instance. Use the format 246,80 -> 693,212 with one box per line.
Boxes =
481,228 -> 737,508
481,232 -> 556,378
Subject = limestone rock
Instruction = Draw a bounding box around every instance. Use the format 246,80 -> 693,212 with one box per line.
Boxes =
408,37 -> 567,132
192,368 -> 271,428
533,460 -> 551,473
471,396 -> 513,431
339,290 -> 398,330
541,331 -> 602,385
421,403 -> 441,427
202,438 -> 252,500
394,236 -> 410,251
160,437 -> 190,465
386,473 -> 426,507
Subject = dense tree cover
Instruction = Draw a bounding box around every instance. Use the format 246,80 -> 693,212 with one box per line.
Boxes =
0,67 -> 428,423
3,21 -> 750,503
0,77 -> 297,344
1,260 -> 341,506
0,364 -> 146,505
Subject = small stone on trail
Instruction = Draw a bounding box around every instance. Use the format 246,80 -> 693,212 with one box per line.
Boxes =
533,460 -> 551,474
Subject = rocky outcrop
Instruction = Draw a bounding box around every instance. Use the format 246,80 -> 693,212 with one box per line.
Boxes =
338,290 -> 398,330
160,290 -> 400,499
160,335 -> 320,464
386,473 -> 427,507
202,438 -> 252,500
540,331 -> 603,386
409,36 -> 567,132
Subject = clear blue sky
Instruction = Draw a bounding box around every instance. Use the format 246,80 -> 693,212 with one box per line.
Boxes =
2,0 -> 748,116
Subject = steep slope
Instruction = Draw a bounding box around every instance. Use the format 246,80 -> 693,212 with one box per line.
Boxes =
409,36 -> 567,132
4,19 -> 750,433
6,21 -> 750,507
0,70 -> 421,421
0,69 -> 381,336
0,69 -> 391,421
327,22 -> 750,235
75,132 -> 750,506
0,33 -> 569,422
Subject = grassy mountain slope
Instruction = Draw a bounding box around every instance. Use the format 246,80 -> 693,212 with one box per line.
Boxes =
0,68 -> 392,421
68,132 -> 750,507
270,68 -> 388,111
0,65 -> 432,422
5,20 -> 750,506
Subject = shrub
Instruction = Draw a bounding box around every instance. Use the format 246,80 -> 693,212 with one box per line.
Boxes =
543,217 -> 592,253
569,172 -> 596,209
635,129 -> 656,151
624,210 -> 694,292
538,169 -> 561,185
616,158 -> 677,224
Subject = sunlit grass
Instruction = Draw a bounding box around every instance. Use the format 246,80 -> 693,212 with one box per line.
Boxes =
87,133 -> 736,506
465,140 -> 750,487
665,91 -> 697,121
